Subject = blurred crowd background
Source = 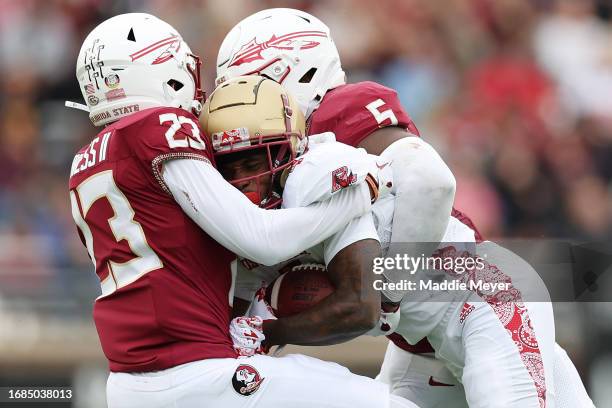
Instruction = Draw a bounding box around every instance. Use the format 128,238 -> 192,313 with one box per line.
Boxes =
0,0 -> 611,406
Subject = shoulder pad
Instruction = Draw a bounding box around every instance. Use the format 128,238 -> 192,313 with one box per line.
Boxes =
308,81 -> 420,147
282,142 -> 372,207
118,106 -> 212,166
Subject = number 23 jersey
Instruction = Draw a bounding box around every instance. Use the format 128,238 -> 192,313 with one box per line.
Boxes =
69,106 -> 237,373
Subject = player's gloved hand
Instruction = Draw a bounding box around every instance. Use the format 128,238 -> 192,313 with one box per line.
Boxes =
229,316 -> 267,357
247,286 -> 278,321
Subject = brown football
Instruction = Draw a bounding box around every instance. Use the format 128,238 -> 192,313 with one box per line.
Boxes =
265,264 -> 334,317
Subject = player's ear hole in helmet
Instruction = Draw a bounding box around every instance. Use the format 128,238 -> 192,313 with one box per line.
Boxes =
201,76 -> 306,209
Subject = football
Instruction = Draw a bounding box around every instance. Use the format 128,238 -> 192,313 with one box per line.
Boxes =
265,264 -> 334,317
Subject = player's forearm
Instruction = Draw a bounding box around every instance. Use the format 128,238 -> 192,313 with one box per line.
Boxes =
259,185 -> 373,265
263,239 -> 381,347
162,159 -> 372,265
263,297 -> 376,347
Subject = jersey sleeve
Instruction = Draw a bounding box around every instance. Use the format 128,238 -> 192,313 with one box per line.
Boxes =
308,81 -> 420,147
282,141 -> 373,208
126,107 -> 214,195
282,142 -> 380,264
322,213 -> 379,266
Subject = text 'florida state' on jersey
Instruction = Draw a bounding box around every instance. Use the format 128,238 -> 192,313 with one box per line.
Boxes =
69,106 -> 237,373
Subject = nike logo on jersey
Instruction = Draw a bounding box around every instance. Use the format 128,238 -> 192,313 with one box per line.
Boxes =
428,376 -> 454,387
376,161 -> 391,170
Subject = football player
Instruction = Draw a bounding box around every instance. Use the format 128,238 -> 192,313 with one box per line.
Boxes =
215,9 -> 594,408
216,8 -> 459,308
68,13 -> 418,408
202,76 -> 403,349
202,75 -> 559,408
206,76 -> 596,408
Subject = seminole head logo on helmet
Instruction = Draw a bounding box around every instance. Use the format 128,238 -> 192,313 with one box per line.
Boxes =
201,76 -> 306,209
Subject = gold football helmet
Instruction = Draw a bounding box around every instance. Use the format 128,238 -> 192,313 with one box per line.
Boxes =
201,75 -> 306,208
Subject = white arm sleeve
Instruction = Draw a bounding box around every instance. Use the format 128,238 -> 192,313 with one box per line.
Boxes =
381,137 -> 455,245
162,158 -> 372,266
380,137 -> 456,303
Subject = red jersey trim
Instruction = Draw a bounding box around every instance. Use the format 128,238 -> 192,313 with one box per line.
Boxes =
387,333 -> 435,354
151,153 -> 211,196
451,208 -> 483,243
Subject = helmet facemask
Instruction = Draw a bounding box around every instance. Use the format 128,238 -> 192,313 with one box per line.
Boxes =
215,138 -> 294,209
202,76 -> 306,208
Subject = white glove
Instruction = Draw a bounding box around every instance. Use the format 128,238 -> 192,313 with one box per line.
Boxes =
246,286 -> 278,320
229,316 -> 266,357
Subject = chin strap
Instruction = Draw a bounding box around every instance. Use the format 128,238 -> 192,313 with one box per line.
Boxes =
65,101 -> 90,112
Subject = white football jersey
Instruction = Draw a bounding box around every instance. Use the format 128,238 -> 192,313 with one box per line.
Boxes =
234,141 -> 380,302
235,139 -> 477,347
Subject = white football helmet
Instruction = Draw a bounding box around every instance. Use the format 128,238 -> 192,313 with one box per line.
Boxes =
71,13 -> 204,127
216,8 -> 345,118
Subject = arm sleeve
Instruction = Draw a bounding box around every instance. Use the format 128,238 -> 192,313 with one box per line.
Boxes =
381,137 -> 455,244
162,158 -> 372,266
379,137 -> 456,303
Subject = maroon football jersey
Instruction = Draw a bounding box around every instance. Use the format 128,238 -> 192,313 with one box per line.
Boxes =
69,106 -> 237,372
308,81 -> 483,354
307,81 -> 420,146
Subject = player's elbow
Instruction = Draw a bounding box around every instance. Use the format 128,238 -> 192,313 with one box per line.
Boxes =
418,161 -> 456,205
360,300 -> 381,331
390,139 -> 456,205
350,306 -> 380,333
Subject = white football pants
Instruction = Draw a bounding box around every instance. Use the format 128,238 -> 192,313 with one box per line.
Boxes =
107,353 -> 421,408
